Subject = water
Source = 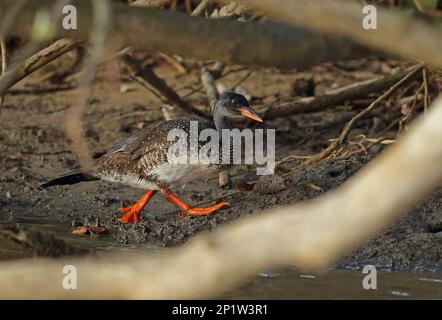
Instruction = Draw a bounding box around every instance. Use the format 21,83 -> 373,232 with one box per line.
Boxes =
222,269 -> 442,299
0,216 -> 159,260
1,218 -> 441,299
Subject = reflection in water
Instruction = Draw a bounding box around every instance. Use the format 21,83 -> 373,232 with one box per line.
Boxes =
1,218 -> 441,299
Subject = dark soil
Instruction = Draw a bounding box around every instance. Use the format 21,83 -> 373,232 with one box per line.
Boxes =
0,56 -> 441,271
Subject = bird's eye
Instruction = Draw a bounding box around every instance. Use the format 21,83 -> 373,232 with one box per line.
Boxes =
232,98 -> 243,106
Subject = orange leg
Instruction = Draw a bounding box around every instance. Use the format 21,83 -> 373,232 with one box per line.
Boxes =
162,189 -> 229,218
119,190 -> 157,223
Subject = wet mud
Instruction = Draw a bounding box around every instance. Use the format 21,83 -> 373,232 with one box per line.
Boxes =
0,59 -> 441,271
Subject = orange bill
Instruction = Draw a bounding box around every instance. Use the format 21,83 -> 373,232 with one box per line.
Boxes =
239,107 -> 263,123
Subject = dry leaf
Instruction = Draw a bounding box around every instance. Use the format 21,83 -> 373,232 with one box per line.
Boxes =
71,226 -> 89,235
71,226 -> 107,235
90,226 -> 107,234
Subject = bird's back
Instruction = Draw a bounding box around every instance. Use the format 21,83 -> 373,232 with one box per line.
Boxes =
94,117 -> 223,189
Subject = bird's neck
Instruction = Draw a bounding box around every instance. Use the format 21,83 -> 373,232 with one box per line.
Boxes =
213,108 -> 232,131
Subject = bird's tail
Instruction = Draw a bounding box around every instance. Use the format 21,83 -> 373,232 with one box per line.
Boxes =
39,171 -> 99,189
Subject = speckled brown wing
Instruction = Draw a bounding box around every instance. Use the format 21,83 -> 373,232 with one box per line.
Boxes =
93,117 -> 216,181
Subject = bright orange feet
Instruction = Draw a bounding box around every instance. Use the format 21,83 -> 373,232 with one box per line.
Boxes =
119,189 -> 229,223
163,189 -> 230,218
119,190 -> 157,223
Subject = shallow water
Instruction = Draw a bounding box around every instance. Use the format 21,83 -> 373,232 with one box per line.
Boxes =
221,269 -> 442,299
1,218 -> 441,299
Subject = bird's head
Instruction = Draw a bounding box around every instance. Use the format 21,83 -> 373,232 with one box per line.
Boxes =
214,91 -> 263,123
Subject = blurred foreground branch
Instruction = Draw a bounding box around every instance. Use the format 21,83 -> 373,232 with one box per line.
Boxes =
238,0 -> 442,67
1,94 -> 442,298
64,0 -> 111,173
2,0 -> 379,70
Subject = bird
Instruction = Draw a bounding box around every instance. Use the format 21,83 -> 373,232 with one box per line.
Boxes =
39,92 -> 263,223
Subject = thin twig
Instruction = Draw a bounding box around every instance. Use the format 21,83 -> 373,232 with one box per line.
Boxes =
343,137 -> 396,158
195,190 -> 243,207
398,81 -> 424,134
423,68 -> 430,114
339,65 -> 422,144
0,37 -> 6,110
179,66 -> 249,99
191,0 -> 210,16
275,155 -> 312,166
158,52 -> 188,75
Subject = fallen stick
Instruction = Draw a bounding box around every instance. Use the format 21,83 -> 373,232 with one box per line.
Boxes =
265,65 -> 420,120
120,51 -> 208,118
0,38 -> 82,96
0,93 -> 442,299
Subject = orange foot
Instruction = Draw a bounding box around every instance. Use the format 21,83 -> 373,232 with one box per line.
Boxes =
162,189 -> 230,218
119,190 -> 157,223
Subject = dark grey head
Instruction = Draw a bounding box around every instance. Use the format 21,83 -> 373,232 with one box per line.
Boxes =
213,92 -> 263,125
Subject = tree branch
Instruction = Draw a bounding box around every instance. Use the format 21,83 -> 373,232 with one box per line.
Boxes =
237,0 -> 442,67
119,50 -> 208,118
0,38 -> 82,96
3,0 -> 380,70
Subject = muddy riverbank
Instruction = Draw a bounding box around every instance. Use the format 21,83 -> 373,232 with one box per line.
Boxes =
0,58 -> 441,272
